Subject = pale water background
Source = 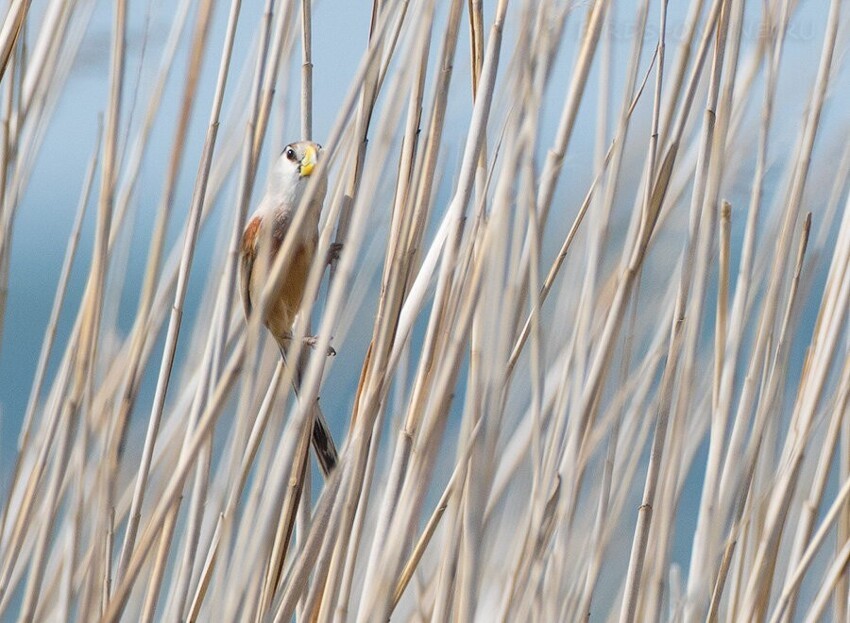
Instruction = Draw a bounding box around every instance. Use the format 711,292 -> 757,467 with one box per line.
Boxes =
0,0 -> 845,615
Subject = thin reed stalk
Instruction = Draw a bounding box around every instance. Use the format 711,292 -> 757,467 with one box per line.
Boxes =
1,0 -> 848,621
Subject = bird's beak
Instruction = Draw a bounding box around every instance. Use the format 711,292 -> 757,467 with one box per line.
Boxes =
299,145 -> 317,177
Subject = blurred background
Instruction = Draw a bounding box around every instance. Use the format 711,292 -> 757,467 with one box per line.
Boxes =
2,0 -> 838,455
0,0 -> 847,620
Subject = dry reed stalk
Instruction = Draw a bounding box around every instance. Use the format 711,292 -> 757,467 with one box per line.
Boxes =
619,1 -> 729,619
157,0 -> 300,617
355,0 -> 509,616
679,0 -> 746,614
317,8 -> 437,620
205,3 -> 412,615
0,1 -> 123,612
115,0 -> 214,410
301,0 -> 313,141
713,0 -> 787,522
714,200 -> 731,409
101,335 -> 246,622
763,204 -> 846,619
0,0 -> 30,82
354,1 -> 464,603
736,0 -> 842,617
13,123 -> 99,508
139,8 -> 218,618
326,0 -> 382,285
0,12 -> 21,353
115,0 -> 247,585
2,0 -> 850,620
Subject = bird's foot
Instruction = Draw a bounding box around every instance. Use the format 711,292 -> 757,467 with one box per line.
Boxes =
326,242 -> 343,265
303,335 -> 336,357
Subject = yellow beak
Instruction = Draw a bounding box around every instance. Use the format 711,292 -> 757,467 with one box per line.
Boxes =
300,145 -> 317,177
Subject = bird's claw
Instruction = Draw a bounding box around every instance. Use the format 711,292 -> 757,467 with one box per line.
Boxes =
326,242 -> 343,265
303,335 -> 336,357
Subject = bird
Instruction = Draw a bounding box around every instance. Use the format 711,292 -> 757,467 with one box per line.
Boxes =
239,140 -> 339,476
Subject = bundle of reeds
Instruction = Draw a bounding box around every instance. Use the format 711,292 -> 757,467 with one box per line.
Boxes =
0,0 -> 848,621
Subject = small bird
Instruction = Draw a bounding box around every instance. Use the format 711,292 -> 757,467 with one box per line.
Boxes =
239,140 -> 338,475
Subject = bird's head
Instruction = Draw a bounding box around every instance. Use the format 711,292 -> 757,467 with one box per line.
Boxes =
269,140 -> 327,208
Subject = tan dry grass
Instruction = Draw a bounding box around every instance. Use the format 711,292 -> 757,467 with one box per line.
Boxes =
0,0 -> 848,621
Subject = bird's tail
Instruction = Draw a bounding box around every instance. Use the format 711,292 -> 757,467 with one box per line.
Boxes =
308,402 -> 338,476
276,338 -> 339,477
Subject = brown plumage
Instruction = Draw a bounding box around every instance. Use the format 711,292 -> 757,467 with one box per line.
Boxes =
239,141 -> 338,476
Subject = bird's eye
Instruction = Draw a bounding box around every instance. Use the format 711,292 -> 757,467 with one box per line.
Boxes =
285,147 -> 296,161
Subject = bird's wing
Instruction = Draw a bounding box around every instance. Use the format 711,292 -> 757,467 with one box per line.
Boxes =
240,215 -> 262,319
